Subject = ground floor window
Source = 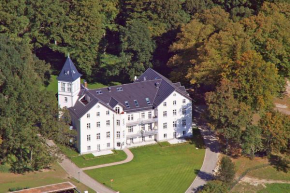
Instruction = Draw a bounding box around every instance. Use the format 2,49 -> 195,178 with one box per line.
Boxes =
183,131 -> 186,135
87,146 -> 91,151
142,136 -> 145,142
117,142 -> 121,147
149,135 -> 152,138
97,144 -> 100,151
107,143 -> 110,148
130,138 -> 133,143
164,134 -> 167,138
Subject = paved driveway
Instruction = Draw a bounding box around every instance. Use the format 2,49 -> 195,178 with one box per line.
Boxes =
185,126 -> 220,193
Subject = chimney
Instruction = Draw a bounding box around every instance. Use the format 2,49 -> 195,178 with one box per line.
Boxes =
83,80 -> 87,88
134,76 -> 138,81
108,87 -> 111,92
143,76 -> 146,81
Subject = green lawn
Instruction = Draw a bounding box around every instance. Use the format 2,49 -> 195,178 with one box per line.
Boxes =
71,150 -> 127,168
85,143 -> 205,193
258,183 -> 290,193
0,163 -> 94,192
44,74 -> 120,93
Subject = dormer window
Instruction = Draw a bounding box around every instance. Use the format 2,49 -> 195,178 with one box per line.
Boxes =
146,98 -> 151,105
96,90 -> 102,95
134,100 -> 139,107
115,107 -> 120,114
125,101 -> 130,108
117,87 -> 123,91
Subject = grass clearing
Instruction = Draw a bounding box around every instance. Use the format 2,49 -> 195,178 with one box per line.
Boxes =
0,163 -> 94,192
44,75 -> 121,94
257,183 -> 290,193
71,150 -> 127,168
231,182 -> 264,193
85,143 -> 205,193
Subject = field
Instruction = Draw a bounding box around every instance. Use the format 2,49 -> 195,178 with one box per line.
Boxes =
45,75 -> 120,94
85,143 -> 205,193
0,163 -> 93,192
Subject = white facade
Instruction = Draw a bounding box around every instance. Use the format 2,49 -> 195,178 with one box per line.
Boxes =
58,77 -> 81,109
67,91 -> 192,154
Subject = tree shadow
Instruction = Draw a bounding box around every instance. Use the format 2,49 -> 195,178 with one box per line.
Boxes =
269,154 -> 290,173
194,169 -> 215,181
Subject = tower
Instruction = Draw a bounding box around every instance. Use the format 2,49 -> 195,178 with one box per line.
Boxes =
57,56 -> 82,109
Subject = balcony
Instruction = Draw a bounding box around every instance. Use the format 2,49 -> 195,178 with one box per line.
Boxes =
126,129 -> 158,139
126,117 -> 158,127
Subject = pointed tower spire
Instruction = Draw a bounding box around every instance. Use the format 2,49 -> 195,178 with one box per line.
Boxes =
57,57 -> 82,82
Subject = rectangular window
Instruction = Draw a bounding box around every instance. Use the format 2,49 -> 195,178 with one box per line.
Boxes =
134,100 -> 139,107
96,133 -> 100,140
107,143 -> 110,148
117,131 -> 120,139
164,134 -> 167,138
141,125 -> 145,130
67,83 -> 72,92
183,99 -> 186,103
106,132 -> 110,138
87,135 -> 91,141
61,83 -> 65,92
163,102 -> 167,106
173,109 -> 176,116
87,146 -> 91,151
125,101 -> 130,108
87,113 -> 90,118
149,135 -> 152,139
123,130 -> 125,138
96,122 -> 100,127
148,123 -> 152,130
87,123 -> 91,129
117,120 -> 120,126
64,97 -> 68,103
163,111 -> 167,117
148,112 -> 152,118
182,107 -> 186,115
163,123 -> 167,129
141,112 -> 145,118
106,120 -> 110,126
131,114 -> 134,120
128,115 -> 130,121
146,98 -> 151,105
182,119 -> 186,126
128,126 -> 133,133
106,110 -> 110,115
173,121 -> 177,127
96,112 -> 100,116
173,100 -> 176,105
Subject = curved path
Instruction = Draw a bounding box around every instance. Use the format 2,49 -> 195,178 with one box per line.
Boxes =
185,126 -> 220,193
82,148 -> 134,171
46,139 -> 133,193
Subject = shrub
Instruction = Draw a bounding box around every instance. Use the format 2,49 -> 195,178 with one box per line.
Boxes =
217,156 -> 236,184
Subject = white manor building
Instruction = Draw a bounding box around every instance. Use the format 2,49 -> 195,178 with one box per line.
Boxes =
58,57 -> 193,154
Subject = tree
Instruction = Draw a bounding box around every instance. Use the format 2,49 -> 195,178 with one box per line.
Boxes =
232,51 -> 281,110
200,180 -> 229,193
205,79 -> 252,144
120,20 -> 156,80
259,111 -> 290,153
217,156 -> 236,184
0,35 -> 58,173
241,125 -> 263,158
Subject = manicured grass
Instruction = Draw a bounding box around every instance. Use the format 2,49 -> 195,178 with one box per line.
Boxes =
58,144 -> 79,158
85,143 -> 205,193
44,74 -> 121,93
231,182 -> 264,193
258,183 -> 290,193
0,163 -> 94,192
247,166 -> 290,181
71,150 -> 127,168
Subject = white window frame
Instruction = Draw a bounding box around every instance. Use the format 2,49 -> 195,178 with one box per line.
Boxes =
96,133 -> 100,140
163,123 -> 167,129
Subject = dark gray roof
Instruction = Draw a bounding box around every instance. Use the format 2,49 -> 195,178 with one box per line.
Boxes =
57,57 -> 82,82
69,68 -> 191,119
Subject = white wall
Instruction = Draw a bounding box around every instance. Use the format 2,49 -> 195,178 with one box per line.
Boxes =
58,78 -> 80,109
156,91 -> 192,141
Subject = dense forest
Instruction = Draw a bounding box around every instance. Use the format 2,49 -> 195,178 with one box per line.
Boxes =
0,0 -> 290,173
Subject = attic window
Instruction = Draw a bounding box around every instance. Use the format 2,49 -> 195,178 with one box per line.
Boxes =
134,100 -> 139,107
96,90 -> 102,95
125,101 -> 130,108
64,70 -> 70,75
117,87 -> 123,91
72,70 -> 75,74
146,98 -> 151,105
